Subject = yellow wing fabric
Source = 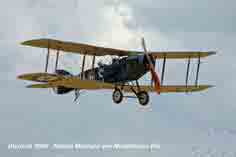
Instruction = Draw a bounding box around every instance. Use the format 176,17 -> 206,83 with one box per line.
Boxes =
150,51 -> 216,59
122,85 -> 213,93
18,72 -> 115,90
26,83 -> 58,88
18,73 -> 213,92
18,72 -> 64,82
50,78 -> 115,89
21,39 -> 142,56
26,81 -> 111,90
26,80 -> 213,93
27,80 -> 115,90
21,39 -> 216,58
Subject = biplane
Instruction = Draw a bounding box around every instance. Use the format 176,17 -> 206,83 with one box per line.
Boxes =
17,38 -> 216,106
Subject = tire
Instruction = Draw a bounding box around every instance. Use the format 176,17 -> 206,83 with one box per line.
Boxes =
137,91 -> 149,106
112,89 -> 123,104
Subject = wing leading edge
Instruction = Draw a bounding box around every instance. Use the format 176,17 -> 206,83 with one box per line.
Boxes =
21,38 -> 216,58
150,51 -> 216,59
21,38 -> 142,56
18,72 -> 213,93
122,85 -> 214,93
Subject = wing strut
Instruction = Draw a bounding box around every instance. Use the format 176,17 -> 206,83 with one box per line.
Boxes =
195,54 -> 201,86
45,40 -> 50,72
55,49 -> 60,72
161,55 -> 166,85
92,55 -> 96,69
91,55 -> 96,80
81,54 -> 86,80
185,57 -> 191,88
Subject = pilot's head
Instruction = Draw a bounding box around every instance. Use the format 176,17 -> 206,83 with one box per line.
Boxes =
98,61 -> 104,67
112,58 -> 119,64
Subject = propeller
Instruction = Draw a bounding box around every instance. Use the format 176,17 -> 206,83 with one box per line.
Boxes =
141,38 -> 161,94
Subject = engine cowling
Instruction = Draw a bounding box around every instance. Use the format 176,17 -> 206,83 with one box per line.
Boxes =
143,54 -> 156,67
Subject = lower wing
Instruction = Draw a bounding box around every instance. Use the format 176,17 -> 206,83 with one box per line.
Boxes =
122,85 -> 214,93
18,72 -> 62,82
26,76 -> 213,93
26,78 -> 115,90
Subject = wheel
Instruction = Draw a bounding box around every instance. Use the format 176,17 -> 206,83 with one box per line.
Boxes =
112,89 -> 123,104
137,91 -> 149,106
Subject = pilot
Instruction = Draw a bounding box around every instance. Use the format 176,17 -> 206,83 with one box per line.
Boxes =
112,58 -> 119,64
98,61 -> 105,67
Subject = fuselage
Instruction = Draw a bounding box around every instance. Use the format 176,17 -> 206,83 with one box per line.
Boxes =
81,54 -> 155,83
54,54 -> 155,94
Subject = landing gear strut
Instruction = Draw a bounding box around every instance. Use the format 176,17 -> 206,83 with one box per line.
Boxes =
112,81 -> 150,106
112,88 -> 123,104
131,80 -> 150,106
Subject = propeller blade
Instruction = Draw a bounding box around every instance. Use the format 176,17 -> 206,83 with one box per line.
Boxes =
151,77 -> 154,86
141,38 -> 161,94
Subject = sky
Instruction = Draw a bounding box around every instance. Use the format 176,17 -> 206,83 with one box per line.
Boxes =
1,0 -> 236,156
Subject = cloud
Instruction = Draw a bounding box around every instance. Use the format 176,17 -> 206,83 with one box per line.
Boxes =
121,0 -> 236,33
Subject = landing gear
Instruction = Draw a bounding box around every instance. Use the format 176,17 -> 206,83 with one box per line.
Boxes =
112,81 -> 150,106
137,91 -> 149,106
131,80 -> 150,106
112,88 -> 123,104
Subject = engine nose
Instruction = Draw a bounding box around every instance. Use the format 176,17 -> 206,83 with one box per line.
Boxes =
143,54 -> 156,66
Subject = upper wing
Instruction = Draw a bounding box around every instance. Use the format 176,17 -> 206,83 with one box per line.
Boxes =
21,38 -> 142,56
22,38 -> 216,58
150,51 -> 216,59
